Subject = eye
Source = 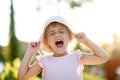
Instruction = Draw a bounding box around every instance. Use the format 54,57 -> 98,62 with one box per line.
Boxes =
59,30 -> 65,34
49,31 -> 55,36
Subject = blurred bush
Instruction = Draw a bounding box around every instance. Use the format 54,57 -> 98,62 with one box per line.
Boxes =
0,58 -> 40,80
83,72 -> 106,80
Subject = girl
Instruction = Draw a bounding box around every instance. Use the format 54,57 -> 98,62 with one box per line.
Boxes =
17,16 -> 110,80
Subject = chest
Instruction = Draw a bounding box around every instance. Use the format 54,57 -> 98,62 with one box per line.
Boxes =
41,55 -> 84,80
43,56 -> 80,74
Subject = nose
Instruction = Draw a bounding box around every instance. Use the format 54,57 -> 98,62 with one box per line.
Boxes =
55,31 -> 60,37
55,32 -> 59,37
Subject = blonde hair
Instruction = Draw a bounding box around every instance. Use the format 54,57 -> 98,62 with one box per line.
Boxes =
41,22 -> 73,53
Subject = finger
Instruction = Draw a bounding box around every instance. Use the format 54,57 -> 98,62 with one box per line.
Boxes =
31,42 -> 37,47
80,32 -> 85,36
72,33 -> 77,38
37,41 -> 41,47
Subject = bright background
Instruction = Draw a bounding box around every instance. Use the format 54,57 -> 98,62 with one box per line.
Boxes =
0,0 -> 120,46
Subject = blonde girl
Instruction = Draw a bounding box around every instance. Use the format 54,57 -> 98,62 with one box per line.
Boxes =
17,16 -> 109,80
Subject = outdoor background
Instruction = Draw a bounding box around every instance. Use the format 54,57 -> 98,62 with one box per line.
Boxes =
0,0 -> 120,80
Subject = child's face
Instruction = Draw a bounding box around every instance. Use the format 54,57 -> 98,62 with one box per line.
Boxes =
45,23 -> 70,55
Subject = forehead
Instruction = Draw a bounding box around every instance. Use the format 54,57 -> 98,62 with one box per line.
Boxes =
46,22 -> 69,32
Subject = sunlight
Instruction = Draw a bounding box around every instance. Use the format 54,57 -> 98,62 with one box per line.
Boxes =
98,33 -> 114,45
0,0 -> 120,46
0,0 -> 10,46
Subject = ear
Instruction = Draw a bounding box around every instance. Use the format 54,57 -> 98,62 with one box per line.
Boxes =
69,32 -> 74,41
68,37 -> 72,43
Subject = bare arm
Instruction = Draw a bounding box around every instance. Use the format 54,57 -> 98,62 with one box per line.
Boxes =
17,41 -> 42,80
74,32 -> 110,65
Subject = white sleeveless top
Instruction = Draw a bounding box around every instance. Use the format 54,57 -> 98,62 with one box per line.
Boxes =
36,50 -> 84,80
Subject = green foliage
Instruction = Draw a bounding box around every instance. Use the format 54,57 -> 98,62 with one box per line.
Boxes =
69,0 -> 93,8
70,0 -> 81,8
102,34 -> 120,58
6,0 -> 21,63
111,34 -> 120,57
73,42 -> 82,51
0,58 -> 41,80
0,58 -> 20,80
83,72 -> 106,80
72,42 -> 91,53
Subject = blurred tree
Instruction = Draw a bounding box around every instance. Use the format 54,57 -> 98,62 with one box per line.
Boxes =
101,43 -> 112,58
102,34 -> 120,80
102,34 -> 120,58
0,45 -> 5,74
111,34 -> 120,58
36,0 -> 93,13
61,0 -> 93,9
72,42 -> 91,53
70,0 -> 82,8
6,0 -> 20,63
0,45 -> 5,63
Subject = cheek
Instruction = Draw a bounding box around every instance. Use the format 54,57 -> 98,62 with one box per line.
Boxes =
47,37 -> 54,45
64,34 -> 70,41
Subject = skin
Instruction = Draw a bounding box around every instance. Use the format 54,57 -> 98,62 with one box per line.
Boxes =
46,25 -> 70,57
17,24 -> 110,80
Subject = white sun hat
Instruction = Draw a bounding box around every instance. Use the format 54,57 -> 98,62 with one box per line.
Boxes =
40,16 -> 73,40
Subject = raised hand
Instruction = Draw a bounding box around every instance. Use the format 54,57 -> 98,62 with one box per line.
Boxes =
74,32 -> 88,43
26,41 -> 41,54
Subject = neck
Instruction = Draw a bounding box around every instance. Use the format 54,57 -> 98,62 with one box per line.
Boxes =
53,51 -> 68,57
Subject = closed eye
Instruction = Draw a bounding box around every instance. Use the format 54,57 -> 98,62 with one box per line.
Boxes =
48,31 -> 55,36
59,30 -> 65,34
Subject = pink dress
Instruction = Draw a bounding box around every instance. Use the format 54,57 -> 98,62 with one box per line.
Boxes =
36,50 -> 84,80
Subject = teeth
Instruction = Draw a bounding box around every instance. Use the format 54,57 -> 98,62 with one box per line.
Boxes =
56,39 -> 61,42
57,40 -> 60,41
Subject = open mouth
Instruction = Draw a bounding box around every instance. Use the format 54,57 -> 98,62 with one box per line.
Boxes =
55,40 -> 64,48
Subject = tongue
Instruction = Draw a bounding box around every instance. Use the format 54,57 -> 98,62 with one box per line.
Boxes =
56,43 -> 63,48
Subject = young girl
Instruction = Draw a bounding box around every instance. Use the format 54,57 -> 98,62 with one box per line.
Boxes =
17,16 -> 110,80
